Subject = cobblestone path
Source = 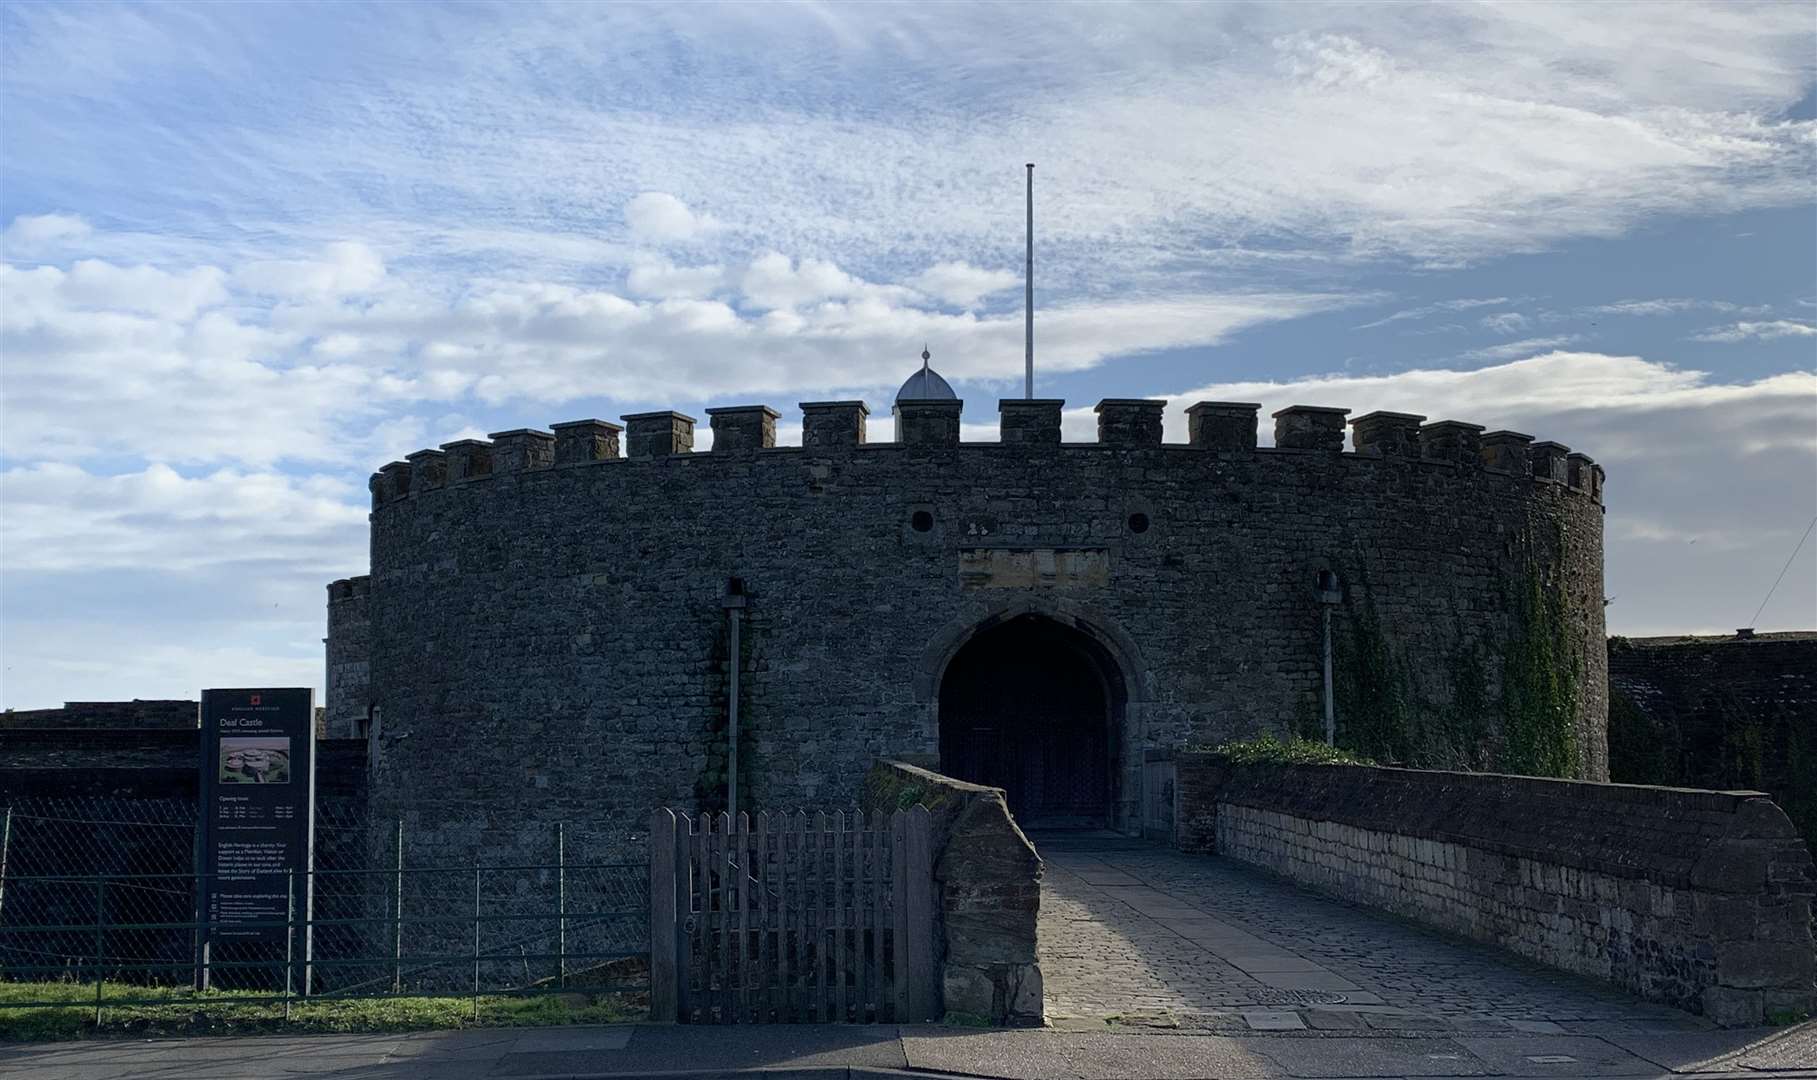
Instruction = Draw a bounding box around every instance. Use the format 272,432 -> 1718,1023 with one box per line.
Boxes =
1038,841 -> 1701,1033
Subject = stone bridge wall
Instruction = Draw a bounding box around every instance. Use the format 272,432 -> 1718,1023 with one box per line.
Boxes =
863,759 -> 1043,1026
1175,756 -> 1816,1026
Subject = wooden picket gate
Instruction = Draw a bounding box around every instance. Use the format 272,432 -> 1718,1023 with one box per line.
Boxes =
649,807 -> 938,1023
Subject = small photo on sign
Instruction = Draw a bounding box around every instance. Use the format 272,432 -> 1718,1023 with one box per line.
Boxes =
219,736 -> 292,784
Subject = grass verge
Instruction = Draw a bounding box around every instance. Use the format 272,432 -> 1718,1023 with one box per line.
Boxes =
0,980 -> 645,1042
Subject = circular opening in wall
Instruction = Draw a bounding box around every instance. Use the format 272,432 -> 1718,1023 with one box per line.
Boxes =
911,510 -> 934,533
1127,512 -> 1151,534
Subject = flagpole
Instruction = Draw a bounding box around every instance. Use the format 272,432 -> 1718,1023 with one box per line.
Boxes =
1025,162 -> 1034,400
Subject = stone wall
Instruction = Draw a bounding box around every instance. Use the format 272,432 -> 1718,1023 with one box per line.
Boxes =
1,699 -> 198,730
1609,632 -> 1816,850
1175,755 -> 1816,1026
325,578 -> 372,740
354,402 -> 1606,868
863,759 -> 1043,1026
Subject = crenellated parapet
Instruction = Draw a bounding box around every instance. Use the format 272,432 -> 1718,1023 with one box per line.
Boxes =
367,398 -> 1603,512
327,575 -> 370,603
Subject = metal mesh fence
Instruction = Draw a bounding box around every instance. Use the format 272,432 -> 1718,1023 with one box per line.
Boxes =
0,796 -> 649,1001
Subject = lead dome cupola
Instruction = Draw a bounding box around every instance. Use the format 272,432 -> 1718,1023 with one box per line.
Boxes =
896,347 -> 956,401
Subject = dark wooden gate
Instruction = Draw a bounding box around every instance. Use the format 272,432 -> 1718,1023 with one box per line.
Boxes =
648,808 -> 938,1023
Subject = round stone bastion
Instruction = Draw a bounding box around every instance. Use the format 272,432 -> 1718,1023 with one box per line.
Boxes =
333,399 -> 1606,865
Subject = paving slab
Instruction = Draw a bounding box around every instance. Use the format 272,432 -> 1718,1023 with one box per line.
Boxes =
1599,1024 -> 1817,1072
1251,971 -> 1363,993
902,1029 -> 1283,1080
1249,1036 -> 1489,1077
1242,1010 -> 1306,1031
1456,1035 -> 1659,1076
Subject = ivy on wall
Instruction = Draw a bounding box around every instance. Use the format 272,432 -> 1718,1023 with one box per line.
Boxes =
1498,560 -> 1581,777
1329,531 -> 1583,778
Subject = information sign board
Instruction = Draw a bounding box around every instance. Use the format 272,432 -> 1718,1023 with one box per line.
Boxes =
197,687 -> 314,989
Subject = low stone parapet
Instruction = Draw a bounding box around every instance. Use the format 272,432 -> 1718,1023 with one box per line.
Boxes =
1174,755 -> 1816,1026
863,759 -> 1043,1026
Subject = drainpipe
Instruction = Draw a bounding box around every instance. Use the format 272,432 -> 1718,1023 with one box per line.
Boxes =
1316,571 -> 1344,745
722,579 -> 747,818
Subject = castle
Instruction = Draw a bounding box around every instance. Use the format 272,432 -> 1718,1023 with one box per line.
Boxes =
325,358 -> 1607,864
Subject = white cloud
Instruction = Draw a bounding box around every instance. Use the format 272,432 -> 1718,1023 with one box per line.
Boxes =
1,212 -> 92,255
3,259 -> 228,320
5,6 -> 1810,285
1096,352 -> 1817,636
2,244 -> 1353,467
1690,320 -> 1817,343
625,258 -> 725,299
1587,298 -> 1773,317
234,241 -> 387,299
625,192 -> 720,245
1479,312 -> 1529,334
0,463 -> 367,574
1355,298 -> 1512,330
1457,336 -> 1582,362
908,261 -> 1020,308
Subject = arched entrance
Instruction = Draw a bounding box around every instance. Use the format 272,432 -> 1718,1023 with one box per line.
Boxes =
937,613 -> 1125,828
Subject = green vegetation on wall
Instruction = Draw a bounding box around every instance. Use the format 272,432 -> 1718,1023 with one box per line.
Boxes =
1498,562 -> 1581,777
1329,534 -> 1582,778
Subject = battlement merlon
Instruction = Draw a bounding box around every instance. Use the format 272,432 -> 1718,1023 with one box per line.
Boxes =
327,575 -> 371,602
623,412 -> 696,458
801,401 -> 869,448
371,403 -> 1605,510
1000,399 -> 1064,446
1187,402 -> 1261,451
706,406 -> 780,453
551,419 -> 623,464
1095,399 -> 1167,447
489,429 -> 555,473
1273,405 -> 1350,452
1350,411 -> 1426,457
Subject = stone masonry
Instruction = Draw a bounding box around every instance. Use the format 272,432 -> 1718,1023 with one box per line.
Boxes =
1174,757 -> 1817,1026
337,398 -> 1607,870
865,759 -> 1044,1026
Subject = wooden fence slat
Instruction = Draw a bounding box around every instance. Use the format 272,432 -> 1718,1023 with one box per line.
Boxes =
715,812 -> 733,1024
695,811 -> 713,1022
753,812 -> 768,1023
834,810 -> 850,1023
869,814 -> 885,1023
795,810 -> 809,1023
772,813 -> 787,1022
649,809 -> 678,1020
905,805 -> 937,1022
675,814 -> 686,1018
735,812 -> 750,1023
890,809 -> 910,1023
660,804 -> 938,1026
812,810 -> 827,1023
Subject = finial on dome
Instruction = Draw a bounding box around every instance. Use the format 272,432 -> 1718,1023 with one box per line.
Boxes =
897,344 -> 956,402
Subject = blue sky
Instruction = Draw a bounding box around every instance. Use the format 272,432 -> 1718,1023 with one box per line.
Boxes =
1,2 -> 1813,708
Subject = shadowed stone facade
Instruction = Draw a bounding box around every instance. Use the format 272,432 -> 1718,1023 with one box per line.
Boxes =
331,396 -> 1608,869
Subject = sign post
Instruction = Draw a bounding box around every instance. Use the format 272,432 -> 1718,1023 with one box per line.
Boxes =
197,688 -> 315,991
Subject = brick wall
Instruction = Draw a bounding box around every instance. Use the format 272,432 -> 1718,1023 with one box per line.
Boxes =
1175,755 -> 1816,1026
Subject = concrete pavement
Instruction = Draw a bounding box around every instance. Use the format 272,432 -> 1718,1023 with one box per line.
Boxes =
1,1019 -> 1812,1080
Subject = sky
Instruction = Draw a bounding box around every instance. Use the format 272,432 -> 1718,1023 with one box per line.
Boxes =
1,1 -> 1814,709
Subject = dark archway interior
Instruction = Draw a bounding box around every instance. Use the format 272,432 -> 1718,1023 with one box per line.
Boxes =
938,614 -> 1124,828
